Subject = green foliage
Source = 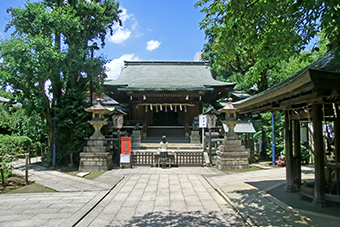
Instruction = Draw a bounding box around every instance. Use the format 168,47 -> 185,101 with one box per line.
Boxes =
260,112 -> 284,159
0,134 -> 32,155
0,101 -> 47,143
1,0 -> 122,165
0,134 -> 32,180
195,0 -> 338,92
56,88 -> 92,160
1,157 -> 13,179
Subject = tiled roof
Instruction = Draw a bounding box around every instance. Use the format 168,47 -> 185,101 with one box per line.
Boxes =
105,61 -> 235,90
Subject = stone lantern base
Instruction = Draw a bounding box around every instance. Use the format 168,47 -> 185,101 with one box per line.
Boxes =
79,139 -> 112,171
79,152 -> 113,171
217,138 -> 249,170
190,131 -> 200,144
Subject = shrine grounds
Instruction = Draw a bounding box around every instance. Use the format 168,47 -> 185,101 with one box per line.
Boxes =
0,161 -> 339,226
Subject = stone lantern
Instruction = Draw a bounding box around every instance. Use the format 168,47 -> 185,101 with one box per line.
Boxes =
85,99 -> 110,140
79,99 -> 113,171
217,98 -> 249,170
219,98 -> 239,140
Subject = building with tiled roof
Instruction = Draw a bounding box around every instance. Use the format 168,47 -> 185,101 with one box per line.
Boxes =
104,61 -> 235,139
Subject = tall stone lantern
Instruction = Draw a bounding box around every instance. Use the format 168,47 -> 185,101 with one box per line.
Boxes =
85,100 -> 110,140
219,98 -> 239,140
79,99 -> 113,171
217,98 -> 249,170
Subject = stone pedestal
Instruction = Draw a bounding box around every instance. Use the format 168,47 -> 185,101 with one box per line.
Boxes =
79,151 -> 113,171
131,130 -> 141,148
190,131 -> 200,144
217,138 -> 249,170
79,139 -> 112,171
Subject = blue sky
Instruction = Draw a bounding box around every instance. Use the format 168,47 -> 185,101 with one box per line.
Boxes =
0,0 -> 206,80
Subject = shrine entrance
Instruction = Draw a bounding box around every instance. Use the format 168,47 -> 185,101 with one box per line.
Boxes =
153,110 -> 179,126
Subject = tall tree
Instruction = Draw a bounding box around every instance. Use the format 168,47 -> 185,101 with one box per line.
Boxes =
0,0 -> 121,163
195,0 -> 339,92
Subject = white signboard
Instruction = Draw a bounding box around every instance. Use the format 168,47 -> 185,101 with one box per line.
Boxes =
199,115 -> 207,128
120,154 -> 130,163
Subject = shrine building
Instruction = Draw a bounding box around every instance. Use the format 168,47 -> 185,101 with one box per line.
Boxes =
104,61 -> 235,142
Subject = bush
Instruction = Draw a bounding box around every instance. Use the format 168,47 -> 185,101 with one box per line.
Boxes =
0,134 -> 32,181
0,134 -> 33,155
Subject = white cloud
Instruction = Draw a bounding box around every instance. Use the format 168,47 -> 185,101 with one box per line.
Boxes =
105,54 -> 140,80
108,6 -> 135,44
120,7 -> 132,24
146,40 -> 161,51
131,19 -> 138,30
109,28 -> 131,44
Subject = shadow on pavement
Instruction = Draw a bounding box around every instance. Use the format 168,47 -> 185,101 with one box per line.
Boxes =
124,210 -> 245,227
230,180 -> 340,226
225,186 -> 308,226
266,183 -> 340,217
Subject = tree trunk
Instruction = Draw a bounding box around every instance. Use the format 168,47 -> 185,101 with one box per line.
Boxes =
258,70 -> 268,92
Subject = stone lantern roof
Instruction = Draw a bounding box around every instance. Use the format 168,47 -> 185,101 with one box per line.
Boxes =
219,98 -> 238,120
219,98 -> 237,112
85,103 -> 109,113
85,100 -> 109,120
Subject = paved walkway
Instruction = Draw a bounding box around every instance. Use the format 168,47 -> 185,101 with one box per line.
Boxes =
1,160 -> 339,226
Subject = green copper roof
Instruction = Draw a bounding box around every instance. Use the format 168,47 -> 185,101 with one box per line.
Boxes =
105,61 -> 235,90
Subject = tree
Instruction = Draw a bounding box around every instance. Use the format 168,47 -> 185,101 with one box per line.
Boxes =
0,0 -> 122,164
195,0 -> 339,92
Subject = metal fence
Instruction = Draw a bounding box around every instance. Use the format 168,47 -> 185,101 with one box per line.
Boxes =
131,151 -> 203,167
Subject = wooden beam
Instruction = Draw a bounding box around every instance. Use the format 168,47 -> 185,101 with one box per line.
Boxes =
279,93 -> 321,109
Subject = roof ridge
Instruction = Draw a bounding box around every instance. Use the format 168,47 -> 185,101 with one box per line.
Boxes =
123,61 -> 208,66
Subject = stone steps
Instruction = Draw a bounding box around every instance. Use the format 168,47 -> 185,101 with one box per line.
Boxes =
135,143 -> 202,151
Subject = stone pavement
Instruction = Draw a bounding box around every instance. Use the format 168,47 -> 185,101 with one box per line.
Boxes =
1,161 -> 340,226
206,165 -> 340,226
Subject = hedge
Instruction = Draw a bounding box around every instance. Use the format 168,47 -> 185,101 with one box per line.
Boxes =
0,134 -> 33,155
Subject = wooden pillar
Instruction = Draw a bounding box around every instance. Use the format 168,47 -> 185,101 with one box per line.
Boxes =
285,110 -> 296,192
335,104 -> 340,163
185,116 -> 189,137
312,103 -> 327,207
142,108 -> 148,138
293,120 -> 301,189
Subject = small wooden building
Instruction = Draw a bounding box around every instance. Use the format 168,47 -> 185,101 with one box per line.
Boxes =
234,51 -> 340,206
104,61 -> 235,141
